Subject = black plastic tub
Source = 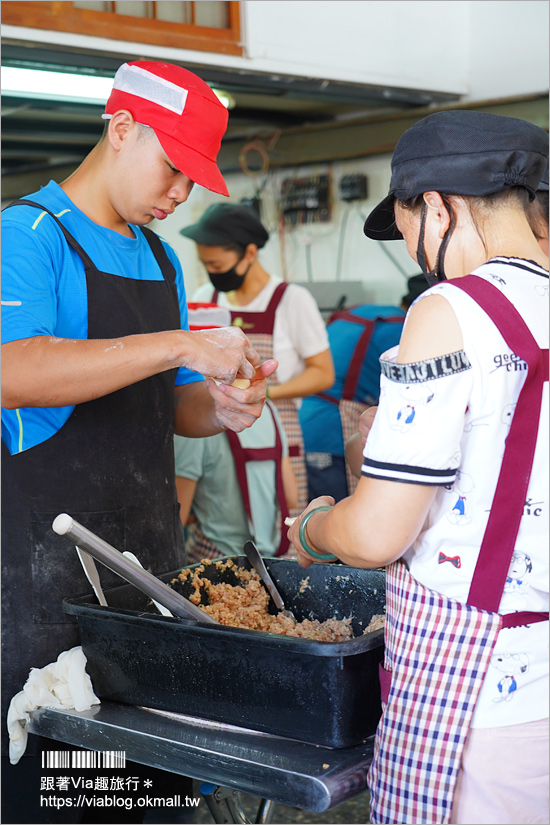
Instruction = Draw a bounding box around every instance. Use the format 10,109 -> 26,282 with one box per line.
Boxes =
63,558 -> 385,748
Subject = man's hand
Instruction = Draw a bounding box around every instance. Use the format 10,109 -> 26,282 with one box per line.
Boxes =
186,326 -> 261,383
206,359 -> 278,433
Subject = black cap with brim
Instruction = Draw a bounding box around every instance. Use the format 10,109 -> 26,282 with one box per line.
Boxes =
363,110 -> 549,241
363,194 -> 403,240
180,203 -> 269,248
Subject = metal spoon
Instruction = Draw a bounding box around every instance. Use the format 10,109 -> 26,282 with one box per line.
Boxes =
76,547 -> 108,606
243,540 -> 296,621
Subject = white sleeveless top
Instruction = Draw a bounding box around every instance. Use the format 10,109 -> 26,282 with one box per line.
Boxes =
362,258 -> 549,728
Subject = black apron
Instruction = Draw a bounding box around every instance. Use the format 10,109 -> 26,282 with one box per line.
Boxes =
1,201 -> 186,753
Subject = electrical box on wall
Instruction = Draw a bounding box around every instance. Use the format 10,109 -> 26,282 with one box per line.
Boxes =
339,173 -> 368,202
280,174 -> 331,226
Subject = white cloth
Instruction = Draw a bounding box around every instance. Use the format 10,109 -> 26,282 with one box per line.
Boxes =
193,277 -> 329,386
7,646 -> 100,764
362,258 -> 549,730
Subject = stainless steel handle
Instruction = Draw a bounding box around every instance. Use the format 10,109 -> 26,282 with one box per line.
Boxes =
53,513 -> 217,624
243,540 -> 285,611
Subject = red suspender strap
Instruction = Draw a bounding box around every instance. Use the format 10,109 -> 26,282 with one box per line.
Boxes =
212,282 -> 289,334
225,429 -> 254,524
342,315 -> 404,401
450,275 -> 548,615
225,401 -> 290,556
265,281 -> 290,317
318,311 -> 404,403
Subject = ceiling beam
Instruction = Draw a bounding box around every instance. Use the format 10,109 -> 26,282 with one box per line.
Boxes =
217,95 -> 549,173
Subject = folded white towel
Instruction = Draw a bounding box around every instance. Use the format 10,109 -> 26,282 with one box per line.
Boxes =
7,646 -> 100,765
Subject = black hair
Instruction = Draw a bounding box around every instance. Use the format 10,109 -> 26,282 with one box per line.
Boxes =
527,191 -> 549,240
398,187 -> 532,257
221,242 -> 247,257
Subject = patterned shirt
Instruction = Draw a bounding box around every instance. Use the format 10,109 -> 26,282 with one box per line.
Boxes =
363,258 -> 549,728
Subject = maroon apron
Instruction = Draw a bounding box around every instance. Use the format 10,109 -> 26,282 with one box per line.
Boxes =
213,283 -> 308,517
368,275 -> 549,824
1,200 -> 185,756
186,401 -> 290,563
318,311 -> 404,495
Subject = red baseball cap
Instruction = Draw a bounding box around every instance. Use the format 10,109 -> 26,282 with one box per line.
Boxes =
103,61 -> 229,196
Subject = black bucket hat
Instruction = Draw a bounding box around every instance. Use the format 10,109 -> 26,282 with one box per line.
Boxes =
180,203 -> 269,248
364,110 -> 549,241
538,162 -> 549,192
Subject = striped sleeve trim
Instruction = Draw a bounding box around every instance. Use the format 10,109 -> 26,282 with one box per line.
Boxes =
380,350 -> 471,384
361,457 -> 458,486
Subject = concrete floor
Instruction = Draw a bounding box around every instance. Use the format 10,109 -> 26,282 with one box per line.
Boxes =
193,790 -> 371,824
144,788 -> 371,824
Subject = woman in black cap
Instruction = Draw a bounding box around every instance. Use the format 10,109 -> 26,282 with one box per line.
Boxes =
180,203 -> 334,518
288,110 -> 548,825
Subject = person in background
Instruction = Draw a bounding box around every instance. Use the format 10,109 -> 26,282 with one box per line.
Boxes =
174,398 -> 297,563
1,60 -> 275,824
300,273 -> 428,502
287,110 -> 548,825
179,203 -> 335,517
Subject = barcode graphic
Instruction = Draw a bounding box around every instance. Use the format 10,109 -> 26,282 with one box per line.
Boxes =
42,750 -> 126,769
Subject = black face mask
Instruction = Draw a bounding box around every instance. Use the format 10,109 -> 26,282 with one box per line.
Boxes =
207,258 -> 250,293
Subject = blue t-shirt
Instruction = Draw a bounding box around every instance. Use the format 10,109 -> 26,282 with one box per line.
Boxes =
299,305 -> 405,456
1,181 -> 202,454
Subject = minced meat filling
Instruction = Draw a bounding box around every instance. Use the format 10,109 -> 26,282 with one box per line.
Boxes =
172,559 -> 384,641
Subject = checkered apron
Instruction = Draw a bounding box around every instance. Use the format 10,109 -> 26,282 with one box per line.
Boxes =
318,312 -> 404,496
213,283 -> 308,517
368,276 -> 549,824
185,521 -> 221,565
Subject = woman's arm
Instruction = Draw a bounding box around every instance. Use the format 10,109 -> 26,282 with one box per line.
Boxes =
267,349 -> 335,401
288,477 -> 436,569
345,407 -> 378,479
288,294 -> 464,567
281,455 -> 299,510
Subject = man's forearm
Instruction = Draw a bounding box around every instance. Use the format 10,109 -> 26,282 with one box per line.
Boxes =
2,326 -> 259,410
1,332 -> 195,409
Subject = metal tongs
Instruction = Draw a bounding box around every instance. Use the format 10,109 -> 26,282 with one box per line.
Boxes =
243,540 -> 296,621
53,513 -> 218,624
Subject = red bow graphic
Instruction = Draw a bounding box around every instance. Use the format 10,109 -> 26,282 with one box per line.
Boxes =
438,552 -> 461,568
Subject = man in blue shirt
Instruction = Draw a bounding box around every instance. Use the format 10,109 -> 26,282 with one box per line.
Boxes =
1,61 -> 275,822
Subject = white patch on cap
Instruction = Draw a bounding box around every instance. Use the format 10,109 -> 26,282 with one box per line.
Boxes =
111,63 -> 188,115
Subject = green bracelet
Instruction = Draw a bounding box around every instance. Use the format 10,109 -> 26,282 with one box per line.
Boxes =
266,386 -> 270,399
298,506 -> 338,562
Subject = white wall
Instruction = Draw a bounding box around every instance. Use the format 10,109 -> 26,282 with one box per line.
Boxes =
5,0 -> 547,309
156,151 -> 415,309
466,1 -> 549,101
242,1 -> 469,95
5,1 -> 548,103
